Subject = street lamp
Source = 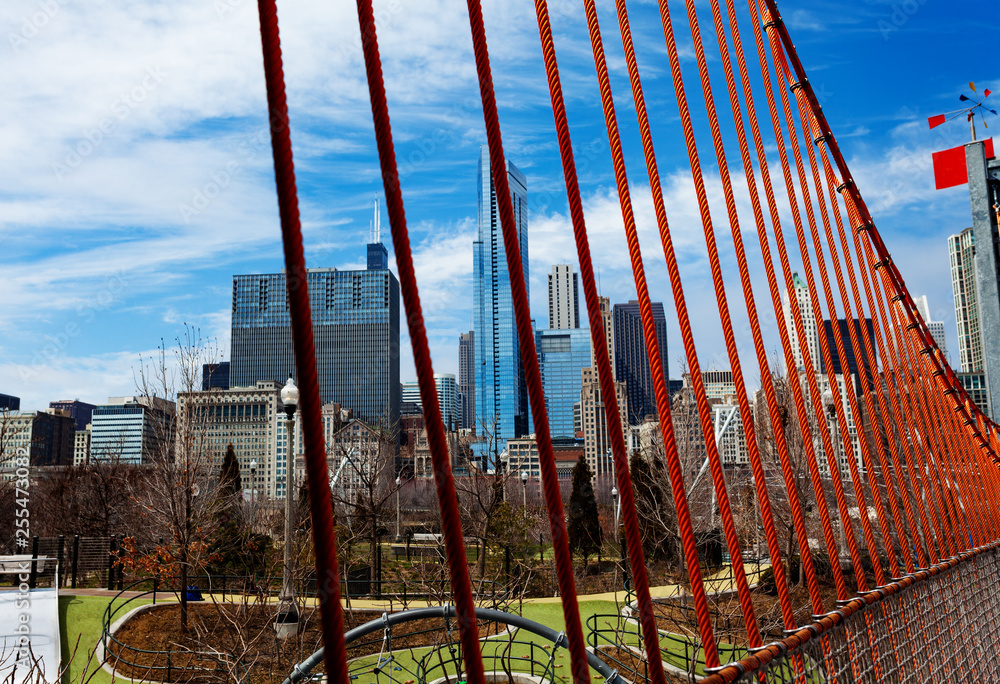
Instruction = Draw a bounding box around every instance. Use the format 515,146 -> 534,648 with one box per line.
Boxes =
276,375 -> 299,638
520,471 -> 528,507
249,459 -> 257,529
395,476 -> 402,542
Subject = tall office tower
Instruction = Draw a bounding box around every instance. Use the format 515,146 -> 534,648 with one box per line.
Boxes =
783,272 -> 820,373
90,397 -> 174,464
48,399 -> 96,431
177,381 -> 283,498
230,248 -> 400,430
579,366 -> 628,477
401,381 -> 421,407
0,393 -> 21,411
547,264 -> 580,329
403,375 -> 458,428
201,362 -> 230,391
590,296 -> 615,375
458,331 -> 475,430
822,318 -> 877,385
612,300 -> 668,425
473,146 -> 529,462
913,295 -> 948,359
700,370 -> 736,404
536,328 -> 591,439
74,425 -> 91,466
0,410 -> 75,469
949,227 -> 983,373
434,373 -> 459,430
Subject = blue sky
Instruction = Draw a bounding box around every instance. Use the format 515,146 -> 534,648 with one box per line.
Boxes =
1,0 -> 996,411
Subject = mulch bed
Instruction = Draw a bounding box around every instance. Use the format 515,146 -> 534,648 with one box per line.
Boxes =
109,602 -> 502,683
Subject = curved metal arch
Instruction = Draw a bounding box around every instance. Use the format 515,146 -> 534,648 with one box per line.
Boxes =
283,605 -> 620,684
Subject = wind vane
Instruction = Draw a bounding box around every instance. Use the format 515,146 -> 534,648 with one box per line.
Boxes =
928,82 -> 997,190
928,82 -> 996,141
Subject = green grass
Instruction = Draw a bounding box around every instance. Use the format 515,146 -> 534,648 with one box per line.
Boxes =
61,595 -> 718,683
60,595 -> 153,684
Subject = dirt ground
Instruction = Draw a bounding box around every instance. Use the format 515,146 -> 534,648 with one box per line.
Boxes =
109,602 -> 502,683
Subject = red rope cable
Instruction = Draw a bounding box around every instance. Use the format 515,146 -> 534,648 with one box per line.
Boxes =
814,141 -> 929,569
580,0 -> 721,665
463,3 -> 593,680
530,4 -> 667,682
735,0 -> 870,597
253,2 -> 349,681
353,4 -> 486,682
713,0 -> 853,603
778,72 -> 911,576
756,11 -> 894,586
615,0 -> 763,643
758,0 -> 1000,465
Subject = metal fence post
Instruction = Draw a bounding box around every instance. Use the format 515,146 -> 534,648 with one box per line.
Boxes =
56,535 -> 65,588
107,535 -> 117,590
71,535 -> 80,589
28,536 -> 39,589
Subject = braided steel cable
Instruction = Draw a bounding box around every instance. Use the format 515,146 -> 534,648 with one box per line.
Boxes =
579,0 -> 722,665
667,0 -> 817,629
611,0 -> 763,644
530,4 -> 667,682
811,136 -> 930,569
253,1 -> 349,681
734,0 -> 871,597
779,71 -> 913,576
353,4 -> 485,682
756,8 -> 897,586
855,217 -> 962,557
757,0 -> 1000,463
463,3 -> 593,681
710,0 -> 853,604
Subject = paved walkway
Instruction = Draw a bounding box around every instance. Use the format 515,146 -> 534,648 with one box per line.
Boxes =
66,563 -> 768,612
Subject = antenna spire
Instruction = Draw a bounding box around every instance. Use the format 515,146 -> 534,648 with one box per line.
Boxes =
373,195 -> 381,243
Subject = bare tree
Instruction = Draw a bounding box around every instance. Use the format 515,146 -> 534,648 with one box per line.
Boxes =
126,327 -> 226,633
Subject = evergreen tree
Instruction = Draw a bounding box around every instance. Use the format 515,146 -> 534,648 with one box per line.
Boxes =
567,454 -> 601,565
219,443 -> 241,500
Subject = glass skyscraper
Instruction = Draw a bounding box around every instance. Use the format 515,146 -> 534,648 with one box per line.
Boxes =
473,146 -> 529,464
536,328 -> 591,440
613,300 -> 668,425
230,247 -> 400,430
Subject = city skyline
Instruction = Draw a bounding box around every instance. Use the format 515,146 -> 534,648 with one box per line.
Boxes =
1,2 -> 996,411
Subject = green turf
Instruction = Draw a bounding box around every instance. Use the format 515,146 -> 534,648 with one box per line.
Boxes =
61,594 -> 721,682
60,595 -> 154,684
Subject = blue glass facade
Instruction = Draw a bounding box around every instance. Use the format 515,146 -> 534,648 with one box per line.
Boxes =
536,328 -> 591,439
230,260 -> 400,429
613,300 -> 668,425
201,362 -> 230,391
473,147 -> 529,464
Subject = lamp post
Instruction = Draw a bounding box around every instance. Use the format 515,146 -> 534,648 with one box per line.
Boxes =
520,471 -> 528,508
250,459 -> 257,530
395,476 -> 402,543
821,388 -> 846,559
611,486 -> 620,558
276,375 -> 299,638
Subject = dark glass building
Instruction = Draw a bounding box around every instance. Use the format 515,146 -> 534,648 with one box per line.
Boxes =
0,393 -> 21,411
613,300 -> 669,425
822,318 -> 876,384
230,248 -> 400,430
473,147 -> 529,463
48,399 -> 97,431
202,362 -> 231,391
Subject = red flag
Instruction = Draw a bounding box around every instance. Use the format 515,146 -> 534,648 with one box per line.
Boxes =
933,138 -> 995,189
928,114 -> 947,129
